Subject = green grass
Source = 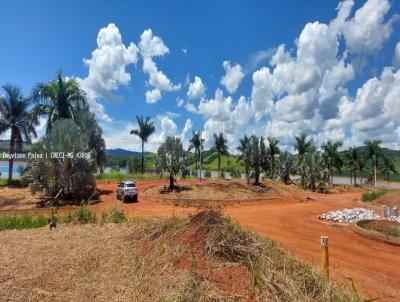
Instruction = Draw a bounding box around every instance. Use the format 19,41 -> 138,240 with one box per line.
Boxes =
361,190 -> 387,202
101,207 -> 126,224
189,153 -> 244,172
0,215 -> 48,231
95,171 -> 162,181
0,207 -> 98,231
0,178 -> 8,186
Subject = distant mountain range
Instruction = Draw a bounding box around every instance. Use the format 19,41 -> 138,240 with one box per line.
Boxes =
106,148 -> 152,157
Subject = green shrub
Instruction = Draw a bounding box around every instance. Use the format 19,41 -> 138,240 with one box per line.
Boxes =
75,207 -> 96,224
101,208 -> 126,224
361,190 -> 387,202
0,215 -> 48,231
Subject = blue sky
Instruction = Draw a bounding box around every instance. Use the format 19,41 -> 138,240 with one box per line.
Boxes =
1,0 -> 400,152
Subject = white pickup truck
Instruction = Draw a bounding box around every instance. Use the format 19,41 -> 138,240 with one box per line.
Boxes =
116,180 -> 138,202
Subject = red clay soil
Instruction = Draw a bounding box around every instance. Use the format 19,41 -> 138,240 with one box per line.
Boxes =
87,180 -> 400,300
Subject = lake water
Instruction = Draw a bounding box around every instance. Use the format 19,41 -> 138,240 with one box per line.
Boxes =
0,161 -> 26,179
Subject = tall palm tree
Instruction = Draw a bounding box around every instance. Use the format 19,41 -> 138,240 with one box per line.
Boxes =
380,156 -> 397,187
32,71 -> 87,133
344,147 -> 359,187
267,136 -> 280,179
364,139 -> 383,188
237,135 -> 251,183
189,131 -> 204,177
294,133 -> 313,165
212,133 -> 229,178
0,85 -> 39,183
130,115 -> 155,173
322,140 -> 343,186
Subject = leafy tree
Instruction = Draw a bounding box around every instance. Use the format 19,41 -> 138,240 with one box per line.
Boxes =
294,133 -> 314,187
157,136 -> 186,191
189,131 -> 204,177
248,135 -> 264,185
130,115 -> 155,173
278,151 -> 295,185
32,71 -> 87,134
76,109 -> 106,173
299,150 -> 329,192
380,156 -> 397,187
357,152 -> 367,186
364,139 -> 384,188
237,135 -> 251,184
127,157 -> 141,174
212,133 -> 229,178
0,84 -> 39,182
294,133 -> 313,165
267,136 -> 280,179
344,147 -> 359,186
322,140 -> 343,186
21,119 -> 97,202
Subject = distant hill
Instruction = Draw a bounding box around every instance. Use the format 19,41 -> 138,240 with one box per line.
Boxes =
106,148 -> 152,157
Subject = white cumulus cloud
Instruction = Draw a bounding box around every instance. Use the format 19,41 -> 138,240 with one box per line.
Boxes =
77,23 -> 139,121
187,76 -> 206,100
220,61 -> 245,94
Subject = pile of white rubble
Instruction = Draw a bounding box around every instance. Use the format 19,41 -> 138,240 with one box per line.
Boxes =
319,208 -> 380,223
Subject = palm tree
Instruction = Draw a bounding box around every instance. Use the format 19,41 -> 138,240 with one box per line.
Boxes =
357,152 -> 366,186
130,115 -> 155,173
364,140 -> 383,188
189,131 -> 204,178
212,133 -> 229,178
344,147 -> 359,187
267,136 -> 280,179
237,135 -> 251,183
278,151 -> 294,185
294,133 -> 313,163
0,85 -> 39,183
380,156 -> 397,187
32,71 -> 87,133
322,140 -> 343,186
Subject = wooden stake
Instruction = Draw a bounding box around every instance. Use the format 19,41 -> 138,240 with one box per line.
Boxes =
321,236 -> 329,279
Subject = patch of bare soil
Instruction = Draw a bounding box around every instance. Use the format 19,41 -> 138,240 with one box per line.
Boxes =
374,189 -> 400,208
144,180 -> 280,206
0,186 -> 44,211
327,184 -> 365,194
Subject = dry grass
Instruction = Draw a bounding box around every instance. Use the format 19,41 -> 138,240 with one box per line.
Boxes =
0,211 -> 361,302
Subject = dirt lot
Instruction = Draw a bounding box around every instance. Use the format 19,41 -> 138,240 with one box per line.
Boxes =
2,179 -> 400,300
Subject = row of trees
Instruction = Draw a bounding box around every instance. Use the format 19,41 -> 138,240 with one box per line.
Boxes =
0,72 -> 106,201
183,131 -> 397,191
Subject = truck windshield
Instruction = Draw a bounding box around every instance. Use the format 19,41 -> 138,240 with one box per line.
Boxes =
126,184 -> 136,187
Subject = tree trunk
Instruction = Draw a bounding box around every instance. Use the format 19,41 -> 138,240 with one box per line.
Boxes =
8,130 -> 15,184
373,164 -> 377,188
218,154 -> 221,178
169,174 -> 174,191
141,140 -> 144,174
354,170 -> 357,187
330,166 -> 334,187
350,173 -> 352,186
195,150 -> 198,179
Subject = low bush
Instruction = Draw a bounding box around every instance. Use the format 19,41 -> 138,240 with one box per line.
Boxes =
101,208 -> 126,224
361,190 -> 387,202
75,207 -> 97,224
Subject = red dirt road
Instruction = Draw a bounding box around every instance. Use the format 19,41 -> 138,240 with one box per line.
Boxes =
93,180 -> 400,300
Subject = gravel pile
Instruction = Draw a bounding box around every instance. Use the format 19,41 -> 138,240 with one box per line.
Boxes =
319,208 -> 380,223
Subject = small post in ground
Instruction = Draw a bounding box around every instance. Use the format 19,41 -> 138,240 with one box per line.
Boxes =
321,236 -> 329,279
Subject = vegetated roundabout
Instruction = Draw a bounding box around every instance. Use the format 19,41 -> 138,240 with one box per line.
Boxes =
352,219 -> 400,246
143,180 -> 280,206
